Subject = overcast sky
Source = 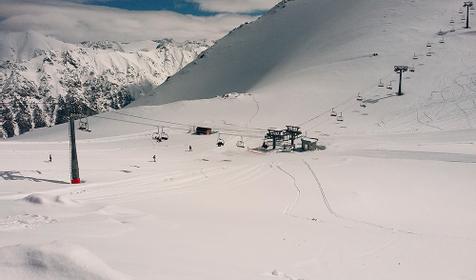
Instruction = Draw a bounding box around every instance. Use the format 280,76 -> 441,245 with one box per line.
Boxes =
0,0 -> 279,42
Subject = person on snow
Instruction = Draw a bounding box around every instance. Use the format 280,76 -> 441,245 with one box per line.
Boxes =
152,155 -> 157,162
188,145 -> 192,152
49,154 -> 52,162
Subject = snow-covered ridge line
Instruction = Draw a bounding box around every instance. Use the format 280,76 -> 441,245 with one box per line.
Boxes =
0,31 -> 214,138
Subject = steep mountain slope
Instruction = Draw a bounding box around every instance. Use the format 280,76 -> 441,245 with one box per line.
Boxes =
131,0 -> 476,135
0,32 -> 212,137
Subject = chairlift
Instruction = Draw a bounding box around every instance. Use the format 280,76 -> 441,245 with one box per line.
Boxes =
386,81 -> 393,90
459,9 -> 464,14
426,42 -> 432,48
217,134 -> 225,147
360,102 -> 367,108
450,18 -> 455,24
439,37 -> 445,44
78,118 -> 91,132
378,79 -> 384,88
330,108 -> 337,117
336,112 -> 344,122
356,93 -> 363,101
412,53 -> 418,60
236,136 -> 245,148
152,127 -> 162,142
426,51 -> 432,57
409,65 -> 415,72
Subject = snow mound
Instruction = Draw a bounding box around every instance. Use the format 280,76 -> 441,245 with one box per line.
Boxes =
22,194 -> 79,206
0,242 -> 129,280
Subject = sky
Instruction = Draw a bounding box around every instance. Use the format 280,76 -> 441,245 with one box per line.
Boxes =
0,0 -> 280,43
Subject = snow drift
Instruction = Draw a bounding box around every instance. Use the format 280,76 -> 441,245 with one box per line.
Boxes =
0,242 -> 130,280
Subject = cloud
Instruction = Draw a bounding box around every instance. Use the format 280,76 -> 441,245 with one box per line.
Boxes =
0,0 -> 256,42
190,0 -> 279,13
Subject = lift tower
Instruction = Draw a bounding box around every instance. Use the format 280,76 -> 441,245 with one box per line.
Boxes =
394,66 -> 409,96
69,117 -> 81,184
464,1 -> 474,29
266,129 -> 284,150
285,126 -> 302,148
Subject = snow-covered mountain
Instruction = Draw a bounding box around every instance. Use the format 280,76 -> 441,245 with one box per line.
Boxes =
0,31 -> 212,137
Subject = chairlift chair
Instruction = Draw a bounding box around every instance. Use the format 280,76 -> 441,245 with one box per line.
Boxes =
78,118 -> 91,132
217,134 -> 225,147
426,42 -> 432,48
378,79 -> 384,88
386,82 -> 393,90
412,53 -> 418,60
330,108 -> 337,117
426,51 -> 432,57
336,112 -> 344,122
236,136 -> 245,148
439,37 -> 445,44
152,128 -> 161,142
356,93 -> 363,101
360,102 -> 367,108
159,127 -> 168,141
409,65 -> 415,72
450,18 -> 455,24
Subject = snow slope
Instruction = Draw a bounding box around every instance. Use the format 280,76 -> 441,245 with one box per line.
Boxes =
1,0 -> 476,279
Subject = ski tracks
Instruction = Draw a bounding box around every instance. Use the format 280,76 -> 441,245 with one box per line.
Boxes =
276,165 -> 302,218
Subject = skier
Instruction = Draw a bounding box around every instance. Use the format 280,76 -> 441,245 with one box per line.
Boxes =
49,154 -> 52,163
188,145 -> 192,152
152,155 -> 156,162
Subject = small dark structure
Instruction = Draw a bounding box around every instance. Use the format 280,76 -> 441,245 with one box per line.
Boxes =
285,125 -> 302,148
195,126 -> 213,135
464,1 -> 474,29
265,129 -> 284,150
301,138 -> 318,151
394,65 -> 409,96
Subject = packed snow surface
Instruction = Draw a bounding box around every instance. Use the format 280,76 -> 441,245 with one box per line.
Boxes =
1,0 -> 476,279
